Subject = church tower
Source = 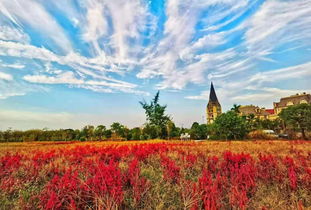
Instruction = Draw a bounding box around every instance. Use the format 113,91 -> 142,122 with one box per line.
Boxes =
206,82 -> 222,124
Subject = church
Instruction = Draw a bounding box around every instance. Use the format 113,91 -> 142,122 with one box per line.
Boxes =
205,82 -> 311,124
206,82 -> 222,124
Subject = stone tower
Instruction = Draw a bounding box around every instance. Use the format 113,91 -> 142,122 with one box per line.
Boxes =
206,82 -> 222,124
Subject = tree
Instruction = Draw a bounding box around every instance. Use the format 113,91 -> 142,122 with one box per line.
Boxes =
190,122 -> 208,140
141,124 -> 160,139
166,120 -> 175,139
259,119 -> 282,131
231,104 -> 241,114
211,111 -> 248,140
130,127 -> 141,140
110,122 -> 127,139
94,125 -> 106,140
140,91 -> 171,138
279,104 -> 311,140
81,125 -> 95,141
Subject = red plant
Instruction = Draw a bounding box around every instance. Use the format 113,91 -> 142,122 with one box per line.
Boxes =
161,155 -> 180,184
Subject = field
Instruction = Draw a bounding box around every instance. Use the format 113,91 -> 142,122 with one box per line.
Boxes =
1,140 -> 311,209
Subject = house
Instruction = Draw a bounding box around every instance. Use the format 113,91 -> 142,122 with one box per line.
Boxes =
273,92 -> 311,115
239,105 -> 274,120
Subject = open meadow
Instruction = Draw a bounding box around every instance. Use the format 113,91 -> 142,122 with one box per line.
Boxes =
1,140 -> 311,209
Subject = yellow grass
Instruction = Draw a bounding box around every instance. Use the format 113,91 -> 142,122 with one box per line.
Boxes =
1,140 -> 310,157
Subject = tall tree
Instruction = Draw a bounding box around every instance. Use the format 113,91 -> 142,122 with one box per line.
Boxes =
140,91 -> 170,138
279,104 -> 311,140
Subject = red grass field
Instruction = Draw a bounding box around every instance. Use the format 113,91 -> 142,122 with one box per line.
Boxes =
1,140 -> 311,209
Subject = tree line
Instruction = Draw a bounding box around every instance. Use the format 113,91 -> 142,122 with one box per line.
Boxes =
0,122 -> 203,142
1,92 -> 310,142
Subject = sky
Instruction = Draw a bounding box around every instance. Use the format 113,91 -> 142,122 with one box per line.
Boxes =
0,0 -> 311,130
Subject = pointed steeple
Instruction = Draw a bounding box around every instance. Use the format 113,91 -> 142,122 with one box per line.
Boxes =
206,82 -> 222,124
209,82 -> 219,102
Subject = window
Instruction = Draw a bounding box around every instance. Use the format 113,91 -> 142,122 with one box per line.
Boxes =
286,101 -> 293,106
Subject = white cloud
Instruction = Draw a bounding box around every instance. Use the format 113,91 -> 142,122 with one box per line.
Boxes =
0,92 -> 25,99
244,0 -> 311,57
0,62 -> 25,69
0,79 -> 47,99
0,26 -> 30,43
0,0 -> 72,53
0,40 -> 60,62
138,0 -> 251,90
0,0 -> 310,103
23,71 -> 149,95
0,40 -> 149,95
23,72 -> 82,85
186,61 -> 311,109
0,72 -> 13,81
249,61 -> 311,85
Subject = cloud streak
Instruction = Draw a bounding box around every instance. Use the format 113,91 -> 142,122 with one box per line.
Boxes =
0,0 -> 310,111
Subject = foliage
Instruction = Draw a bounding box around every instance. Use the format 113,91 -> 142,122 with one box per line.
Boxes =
243,115 -> 282,132
94,125 -> 106,140
279,103 -> 311,140
110,122 -> 129,139
190,122 -> 207,139
231,104 -> 241,113
140,91 -> 171,138
0,140 -> 310,209
209,111 -> 248,140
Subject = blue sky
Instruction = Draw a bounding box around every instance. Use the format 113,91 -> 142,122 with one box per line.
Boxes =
0,0 -> 311,130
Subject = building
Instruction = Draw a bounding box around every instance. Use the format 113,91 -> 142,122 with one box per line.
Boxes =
206,82 -> 222,124
239,105 -> 275,120
273,92 -> 311,115
239,92 -> 311,120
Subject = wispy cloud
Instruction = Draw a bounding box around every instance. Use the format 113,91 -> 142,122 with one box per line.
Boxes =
0,0 -> 72,53
0,72 -> 13,81
0,0 -> 310,115
244,0 -> 311,57
0,79 -> 47,99
186,61 -> 311,108
0,26 -> 30,43
23,71 -> 149,95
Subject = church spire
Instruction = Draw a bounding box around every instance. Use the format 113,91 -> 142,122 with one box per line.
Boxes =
206,82 -> 222,124
209,82 -> 219,102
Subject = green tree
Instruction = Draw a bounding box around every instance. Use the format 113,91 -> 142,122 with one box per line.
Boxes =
190,122 -> 208,140
81,125 -> 95,141
110,122 -> 127,139
140,91 -> 171,138
211,111 -> 248,140
141,124 -> 159,139
259,119 -> 281,131
130,127 -> 141,140
279,103 -> 311,140
166,120 -> 176,139
231,104 -> 241,113
94,125 -> 106,140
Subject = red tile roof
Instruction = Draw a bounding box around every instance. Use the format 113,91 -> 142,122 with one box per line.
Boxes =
265,109 -> 274,115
